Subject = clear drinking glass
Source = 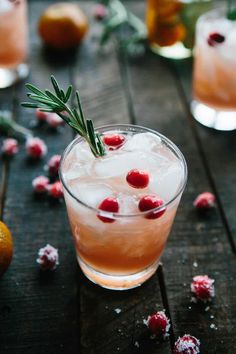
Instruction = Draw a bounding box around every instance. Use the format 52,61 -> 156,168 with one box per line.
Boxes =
146,0 -> 213,59
0,0 -> 29,89
191,7 -> 236,130
60,124 -> 187,290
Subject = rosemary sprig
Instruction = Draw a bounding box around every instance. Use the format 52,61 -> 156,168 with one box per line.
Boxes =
21,76 -> 106,157
0,111 -> 32,138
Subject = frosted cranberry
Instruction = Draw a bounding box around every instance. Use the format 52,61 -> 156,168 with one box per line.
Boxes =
94,4 -> 107,20
139,195 -> 166,219
103,134 -> 125,148
46,113 -> 64,128
47,181 -> 64,199
32,175 -> 50,194
36,108 -> 49,122
97,197 -> 119,223
47,155 -> 61,177
1,138 -> 19,156
126,169 -> 149,189
191,275 -> 215,302
174,334 -> 200,354
36,244 -> 59,271
208,32 -> 225,46
146,311 -> 170,337
193,192 -> 215,210
26,137 -> 47,159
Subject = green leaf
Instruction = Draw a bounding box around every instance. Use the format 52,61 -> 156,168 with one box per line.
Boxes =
65,85 -> 73,102
227,8 -> 236,20
25,84 -> 46,97
51,75 -> 63,99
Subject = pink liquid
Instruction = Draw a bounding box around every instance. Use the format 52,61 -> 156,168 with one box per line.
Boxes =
0,0 -> 28,68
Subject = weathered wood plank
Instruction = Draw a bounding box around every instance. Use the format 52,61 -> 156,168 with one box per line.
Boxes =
124,2 -> 236,353
0,2 -> 77,354
73,3 -> 171,354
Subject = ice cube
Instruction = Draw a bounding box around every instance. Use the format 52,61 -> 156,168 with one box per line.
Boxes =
69,181 -> 113,208
0,0 -> 13,13
149,162 -> 183,201
63,163 -> 84,182
219,27 -> 236,61
117,193 -> 138,215
124,132 -> 161,152
94,151 -> 164,178
74,141 -> 95,163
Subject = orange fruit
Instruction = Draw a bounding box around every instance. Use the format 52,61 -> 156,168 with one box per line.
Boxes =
0,221 -> 13,277
38,2 -> 89,49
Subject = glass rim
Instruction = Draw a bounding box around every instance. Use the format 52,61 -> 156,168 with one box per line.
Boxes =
59,124 -> 188,218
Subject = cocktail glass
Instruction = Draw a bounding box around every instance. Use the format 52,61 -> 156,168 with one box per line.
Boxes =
146,0 -> 213,59
0,0 -> 29,89
191,7 -> 236,130
60,124 -> 187,290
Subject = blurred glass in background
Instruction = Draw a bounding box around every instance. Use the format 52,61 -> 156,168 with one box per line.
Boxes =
0,0 -> 29,89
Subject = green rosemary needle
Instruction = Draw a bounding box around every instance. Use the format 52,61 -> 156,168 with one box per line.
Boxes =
22,76 -> 106,157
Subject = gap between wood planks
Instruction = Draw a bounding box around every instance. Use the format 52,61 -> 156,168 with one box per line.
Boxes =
0,87 -> 18,221
168,62 -> 236,257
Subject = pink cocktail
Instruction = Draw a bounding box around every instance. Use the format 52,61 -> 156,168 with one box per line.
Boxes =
192,7 -> 236,130
0,0 -> 28,88
60,125 -> 187,290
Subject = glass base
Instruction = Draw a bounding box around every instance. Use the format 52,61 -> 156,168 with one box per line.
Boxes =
0,63 -> 29,89
191,100 -> 236,131
77,256 -> 159,290
150,42 -> 192,60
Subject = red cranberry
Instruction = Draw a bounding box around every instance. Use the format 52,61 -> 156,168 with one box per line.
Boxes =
47,155 -> 61,177
46,113 -> 64,128
26,137 -> 47,159
126,169 -> 149,189
103,134 -> 125,149
191,275 -> 215,302
36,244 -> 59,271
32,175 -> 50,194
146,311 -> 170,337
47,181 -> 64,199
1,138 -> 19,156
207,32 -> 225,47
97,197 -> 119,223
94,3 -> 107,20
139,195 -> 166,219
36,108 -> 49,122
174,334 -> 200,354
193,192 -> 215,210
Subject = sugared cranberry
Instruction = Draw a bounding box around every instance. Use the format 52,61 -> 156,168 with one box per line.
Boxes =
32,175 -> 50,194
36,108 -> 49,122
146,311 -> 170,337
47,155 -> 61,177
46,113 -> 64,128
36,244 -> 59,271
208,32 -> 225,47
174,334 -> 200,354
139,195 -> 166,219
94,4 -> 107,20
97,197 -> 119,223
1,138 -> 19,156
26,137 -> 47,159
103,134 -> 125,149
126,169 -> 149,189
191,275 -> 215,302
47,181 -> 64,199
193,192 -> 215,210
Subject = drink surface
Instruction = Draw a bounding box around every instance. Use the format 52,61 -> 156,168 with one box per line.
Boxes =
193,11 -> 236,110
62,130 -> 184,275
0,0 -> 28,68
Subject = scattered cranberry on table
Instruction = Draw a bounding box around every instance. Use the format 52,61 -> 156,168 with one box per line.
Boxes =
145,310 -> 170,337
1,138 -> 19,156
35,108 -> 48,122
26,137 -> 47,159
47,154 -> 61,177
191,275 -> 215,302
47,181 -> 64,199
46,113 -> 64,129
36,244 -> 59,271
174,334 -> 200,354
94,3 -> 107,20
193,192 -> 215,210
32,175 -> 50,194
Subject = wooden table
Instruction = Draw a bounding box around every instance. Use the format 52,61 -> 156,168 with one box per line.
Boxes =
1,1 -> 236,353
